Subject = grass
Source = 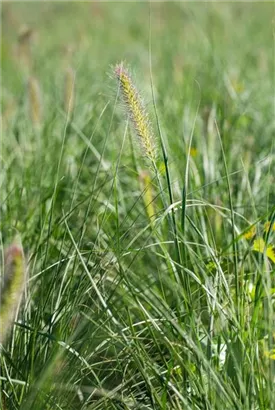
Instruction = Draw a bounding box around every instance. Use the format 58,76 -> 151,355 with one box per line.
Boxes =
1,2 -> 275,409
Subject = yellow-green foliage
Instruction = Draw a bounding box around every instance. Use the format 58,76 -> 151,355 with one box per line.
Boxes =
115,63 -> 156,163
252,237 -> 275,263
241,221 -> 275,263
0,243 -> 26,345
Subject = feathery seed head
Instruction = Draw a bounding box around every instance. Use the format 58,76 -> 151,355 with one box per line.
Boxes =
28,76 -> 42,127
0,242 -> 26,345
64,66 -> 75,118
2,98 -> 15,129
17,25 -> 34,72
115,63 -> 157,163
18,26 -> 34,44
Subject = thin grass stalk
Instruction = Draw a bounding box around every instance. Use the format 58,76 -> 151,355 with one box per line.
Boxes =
215,120 -> 239,320
139,170 -> 156,224
147,54 -> 189,307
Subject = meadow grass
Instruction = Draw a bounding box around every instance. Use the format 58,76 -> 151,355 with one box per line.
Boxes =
1,2 -> 275,409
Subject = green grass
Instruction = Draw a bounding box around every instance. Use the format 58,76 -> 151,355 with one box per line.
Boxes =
1,2 -> 275,409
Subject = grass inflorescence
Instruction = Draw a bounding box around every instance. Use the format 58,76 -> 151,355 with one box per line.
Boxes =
27,76 -> 42,127
115,62 -> 157,164
0,241 -> 26,346
63,66 -> 75,119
